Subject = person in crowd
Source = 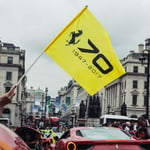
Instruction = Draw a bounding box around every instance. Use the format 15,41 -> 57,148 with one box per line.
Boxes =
0,86 -> 16,116
42,127 -> 57,144
112,121 -> 123,129
136,116 -> 149,139
123,122 -> 130,133
129,120 -> 137,136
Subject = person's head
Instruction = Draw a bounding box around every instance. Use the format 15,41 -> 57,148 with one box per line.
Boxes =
138,116 -> 147,126
130,119 -> 135,125
126,122 -> 130,127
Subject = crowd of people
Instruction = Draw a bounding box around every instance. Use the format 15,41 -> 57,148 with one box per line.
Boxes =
103,116 -> 150,139
1,86 -> 150,141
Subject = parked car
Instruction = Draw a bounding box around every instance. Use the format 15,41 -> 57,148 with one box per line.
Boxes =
54,126 -> 150,150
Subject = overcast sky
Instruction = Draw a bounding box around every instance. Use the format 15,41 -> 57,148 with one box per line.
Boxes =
0,0 -> 150,97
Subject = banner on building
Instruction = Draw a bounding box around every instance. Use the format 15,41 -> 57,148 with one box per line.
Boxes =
46,96 -> 51,105
34,95 -> 41,106
66,97 -> 71,106
55,96 -> 60,112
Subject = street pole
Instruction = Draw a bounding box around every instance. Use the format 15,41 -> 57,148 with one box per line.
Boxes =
45,87 -> 48,118
139,38 -> 150,119
145,38 -> 150,119
107,104 -> 111,114
41,94 -> 44,117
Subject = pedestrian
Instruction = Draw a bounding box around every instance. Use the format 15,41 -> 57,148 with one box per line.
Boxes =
136,116 -> 149,139
124,122 -> 130,133
0,86 -> 16,116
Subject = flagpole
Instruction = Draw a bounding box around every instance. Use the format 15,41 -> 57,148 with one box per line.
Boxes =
15,51 -> 45,86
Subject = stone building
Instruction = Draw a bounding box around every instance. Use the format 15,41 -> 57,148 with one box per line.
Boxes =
0,40 -> 26,127
57,38 -> 150,126
104,39 -> 150,118
25,87 -> 55,120
58,80 -> 80,127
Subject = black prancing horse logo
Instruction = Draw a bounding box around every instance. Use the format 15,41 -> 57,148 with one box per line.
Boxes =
66,30 -> 83,46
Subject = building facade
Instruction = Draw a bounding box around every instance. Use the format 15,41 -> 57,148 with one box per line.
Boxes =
0,40 -> 26,127
104,42 -> 149,118
58,80 -> 80,127
25,87 -> 56,119
57,38 -> 150,126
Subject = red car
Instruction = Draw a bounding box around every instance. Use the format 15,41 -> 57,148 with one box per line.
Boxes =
0,124 -> 30,150
15,126 -> 56,150
54,127 -> 150,150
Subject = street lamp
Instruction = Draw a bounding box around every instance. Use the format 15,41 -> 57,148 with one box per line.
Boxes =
107,104 -> 111,114
41,94 -> 44,117
45,87 -> 48,118
100,93 -> 103,116
139,38 -> 150,119
71,107 -> 76,127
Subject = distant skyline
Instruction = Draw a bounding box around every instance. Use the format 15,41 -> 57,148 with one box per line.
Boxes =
0,0 -> 150,97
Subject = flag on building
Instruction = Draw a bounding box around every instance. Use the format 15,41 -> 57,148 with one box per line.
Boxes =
31,104 -> 39,113
46,96 -> 51,105
66,97 -> 71,106
44,6 -> 125,95
34,95 -> 41,106
62,104 -> 67,112
55,96 -> 60,112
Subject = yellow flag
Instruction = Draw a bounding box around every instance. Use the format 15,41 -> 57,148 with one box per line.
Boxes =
44,6 -> 125,95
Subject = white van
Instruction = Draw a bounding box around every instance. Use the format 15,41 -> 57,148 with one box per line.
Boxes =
100,114 -> 137,126
0,118 -> 10,127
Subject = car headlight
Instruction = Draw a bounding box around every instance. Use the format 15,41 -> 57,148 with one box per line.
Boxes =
67,141 -> 76,150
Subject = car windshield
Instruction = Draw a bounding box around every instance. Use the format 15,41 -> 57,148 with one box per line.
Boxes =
79,127 -> 131,140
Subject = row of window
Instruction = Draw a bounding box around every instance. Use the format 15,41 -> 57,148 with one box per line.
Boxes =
124,80 -> 147,89
0,72 -> 12,92
6,72 -> 12,93
8,56 -> 13,64
132,80 -> 147,89
6,72 -> 12,80
0,56 -> 13,64
125,66 -> 147,74
133,66 -> 147,73
132,95 -> 147,106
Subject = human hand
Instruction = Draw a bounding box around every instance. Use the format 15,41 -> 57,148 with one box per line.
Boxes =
0,85 -> 16,107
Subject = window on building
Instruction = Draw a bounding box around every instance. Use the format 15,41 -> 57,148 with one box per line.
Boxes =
145,67 -> 147,74
144,95 -> 147,106
125,67 -> 127,72
144,81 -> 147,89
133,80 -> 138,88
133,66 -> 138,73
132,95 -> 137,106
5,87 -> 11,93
6,72 -> 12,80
7,56 -> 13,64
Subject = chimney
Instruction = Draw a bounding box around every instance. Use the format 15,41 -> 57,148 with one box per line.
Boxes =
129,50 -> 134,54
138,44 -> 144,53
145,38 -> 150,50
